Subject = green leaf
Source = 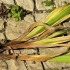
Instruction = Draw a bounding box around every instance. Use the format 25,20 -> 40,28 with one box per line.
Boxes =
18,12 -> 20,17
18,17 -> 21,20
8,13 -> 11,17
15,5 -> 19,11
11,9 -> 15,14
48,52 -> 70,63
15,17 -> 19,22
12,13 -> 18,18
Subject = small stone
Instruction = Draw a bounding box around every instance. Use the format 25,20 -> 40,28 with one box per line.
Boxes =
26,61 -> 43,70
0,18 -> 4,30
1,0 -> 14,5
24,14 -> 34,23
35,13 -> 49,22
0,33 -> 6,44
5,18 -> 33,40
16,0 -> 34,11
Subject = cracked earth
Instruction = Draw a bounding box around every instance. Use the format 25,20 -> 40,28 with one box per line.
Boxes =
0,0 -> 70,70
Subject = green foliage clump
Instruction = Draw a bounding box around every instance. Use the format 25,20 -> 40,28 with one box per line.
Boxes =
43,0 -> 55,12
8,5 -> 23,22
43,0 -> 54,6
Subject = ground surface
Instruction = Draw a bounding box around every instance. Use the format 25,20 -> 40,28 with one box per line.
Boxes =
0,0 -> 70,70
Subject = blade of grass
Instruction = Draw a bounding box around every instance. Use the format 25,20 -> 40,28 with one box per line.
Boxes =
22,4 -> 70,41
44,4 -> 70,25
48,52 -> 70,63
52,14 -> 70,26
1,46 -> 69,61
15,22 -> 46,41
47,30 -> 67,38
37,25 -> 66,39
17,48 -> 68,61
4,42 -> 70,49
33,35 -> 70,44
0,52 -> 68,61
